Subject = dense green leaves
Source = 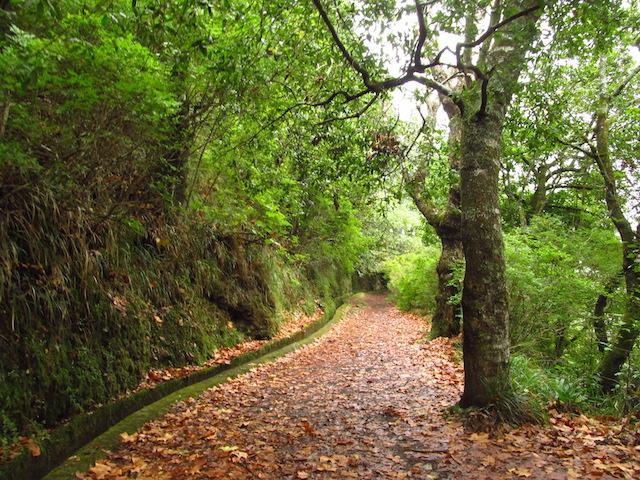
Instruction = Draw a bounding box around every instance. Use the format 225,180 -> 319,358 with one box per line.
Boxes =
0,0 -> 392,445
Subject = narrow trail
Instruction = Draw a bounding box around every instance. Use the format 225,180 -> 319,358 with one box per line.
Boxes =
79,295 -> 639,480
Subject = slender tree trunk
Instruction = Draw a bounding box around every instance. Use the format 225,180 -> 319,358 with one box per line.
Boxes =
592,272 -> 621,353
0,0 -> 12,39
459,114 -> 511,407
160,67 -> 191,204
593,94 -> 640,392
600,291 -> 640,391
410,191 -> 462,339
527,165 -> 548,222
429,96 -> 463,338
431,234 -> 463,338
593,293 -> 609,353
163,107 -> 190,204
0,100 -> 10,137
554,322 -> 568,359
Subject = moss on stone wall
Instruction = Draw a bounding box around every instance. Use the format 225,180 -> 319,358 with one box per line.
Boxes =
0,206 -> 350,448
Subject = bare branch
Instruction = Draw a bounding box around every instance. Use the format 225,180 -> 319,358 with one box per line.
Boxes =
317,93 -> 379,125
403,108 -> 429,159
556,137 -> 596,159
547,166 -> 582,179
609,63 -> 640,100
311,0 -> 372,86
478,77 -> 490,117
311,1 -> 466,116
455,3 -> 541,54
409,74 -> 464,113
478,0 -> 502,66
413,0 -> 428,68
548,183 -> 594,191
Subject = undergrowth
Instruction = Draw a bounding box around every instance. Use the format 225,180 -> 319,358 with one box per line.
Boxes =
0,183 -> 349,445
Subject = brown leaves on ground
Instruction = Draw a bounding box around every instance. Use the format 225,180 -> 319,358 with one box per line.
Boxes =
76,295 -> 639,479
445,409 -> 640,479
0,436 -> 41,463
1,307 -> 322,466
136,308 -> 323,391
137,340 -> 268,390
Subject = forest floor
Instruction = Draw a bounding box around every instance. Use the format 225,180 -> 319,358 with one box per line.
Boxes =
77,294 -> 639,479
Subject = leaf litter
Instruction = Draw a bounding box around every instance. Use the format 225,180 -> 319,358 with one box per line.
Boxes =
76,294 -> 639,479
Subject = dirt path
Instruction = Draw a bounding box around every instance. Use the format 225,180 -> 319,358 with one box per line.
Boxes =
78,295 -> 639,479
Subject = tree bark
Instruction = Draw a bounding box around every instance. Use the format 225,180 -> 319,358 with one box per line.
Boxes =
431,233 -> 463,338
459,114 -> 512,406
431,99 -> 463,338
592,272 -> 621,353
409,190 -> 462,339
162,105 -> 190,204
593,293 -> 609,353
593,100 -> 640,392
600,293 -> 640,392
459,1 -> 543,407
527,164 -> 549,221
407,96 -> 463,339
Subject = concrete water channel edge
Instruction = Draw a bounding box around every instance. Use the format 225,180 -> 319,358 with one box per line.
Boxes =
1,294 -> 364,480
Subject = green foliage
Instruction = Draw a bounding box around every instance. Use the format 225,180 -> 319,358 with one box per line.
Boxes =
505,216 -> 621,363
0,0 -> 379,445
2,0 -> 636,447
383,213 -> 633,415
510,355 -> 588,413
383,245 -> 440,312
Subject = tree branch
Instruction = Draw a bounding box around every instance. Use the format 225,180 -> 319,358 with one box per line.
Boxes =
478,0 -> 502,66
608,63 -> 640,100
556,137 -> 596,159
318,93 -> 379,125
455,3 -> 541,54
413,0 -> 428,68
312,0 -> 465,113
311,0 -> 372,87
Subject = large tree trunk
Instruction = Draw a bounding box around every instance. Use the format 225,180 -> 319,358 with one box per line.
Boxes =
459,114 -> 511,407
457,0 -> 542,408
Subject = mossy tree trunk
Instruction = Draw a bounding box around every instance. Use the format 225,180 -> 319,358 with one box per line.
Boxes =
406,96 -> 463,339
458,1 -> 543,407
431,232 -> 463,338
592,86 -> 640,392
459,113 -> 512,407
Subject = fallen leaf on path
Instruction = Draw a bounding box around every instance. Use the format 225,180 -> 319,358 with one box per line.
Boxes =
71,296 -> 640,480
119,432 -> 137,443
481,455 -> 495,467
509,466 -> 532,477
